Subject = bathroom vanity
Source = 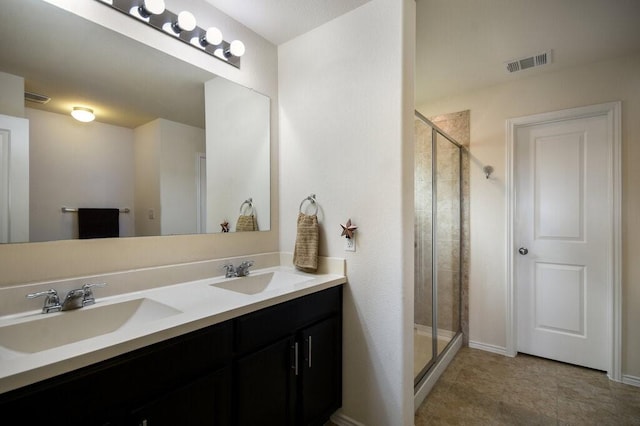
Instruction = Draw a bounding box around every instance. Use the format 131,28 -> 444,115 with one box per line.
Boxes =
0,257 -> 345,426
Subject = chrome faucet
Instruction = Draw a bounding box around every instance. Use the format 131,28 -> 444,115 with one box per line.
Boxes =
80,283 -> 106,307
236,260 -> 254,277
61,288 -> 86,311
222,260 -> 255,278
222,264 -> 237,278
61,283 -> 106,311
26,289 -> 62,314
26,283 -> 106,314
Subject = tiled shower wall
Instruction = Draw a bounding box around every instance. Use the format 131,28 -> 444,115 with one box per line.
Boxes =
414,110 -> 470,343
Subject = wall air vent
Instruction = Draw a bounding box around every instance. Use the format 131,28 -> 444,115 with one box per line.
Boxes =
24,91 -> 51,104
505,50 -> 551,73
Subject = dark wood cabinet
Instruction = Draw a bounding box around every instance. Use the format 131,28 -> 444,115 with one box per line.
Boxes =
0,285 -> 342,426
234,286 -> 342,426
129,368 -> 232,426
300,316 -> 341,426
0,320 -> 234,426
235,336 -> 297,426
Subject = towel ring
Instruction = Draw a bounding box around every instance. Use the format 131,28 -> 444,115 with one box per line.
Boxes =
239,198 -> 255,215
299,194 -> 318,215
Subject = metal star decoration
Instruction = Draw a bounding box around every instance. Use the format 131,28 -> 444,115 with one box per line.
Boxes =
220,220 -> 230,233
340,219 -> 357,239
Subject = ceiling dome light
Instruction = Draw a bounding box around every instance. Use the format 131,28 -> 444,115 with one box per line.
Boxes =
172,11 -> 196,33
229,40 -> 245,57
138,0 -> 165,18
200,27 -> 223,47
71,107 -> 95,123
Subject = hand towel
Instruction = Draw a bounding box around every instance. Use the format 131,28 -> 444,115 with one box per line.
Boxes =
78,208 -> 119,239
236,214 -> 258,232
293,212 -> 319,272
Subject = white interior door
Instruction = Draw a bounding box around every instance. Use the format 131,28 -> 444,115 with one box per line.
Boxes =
515,113 -> 610,371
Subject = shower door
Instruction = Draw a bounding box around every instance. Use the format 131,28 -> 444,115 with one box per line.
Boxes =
414,116 -> 434,379
414,112 -> 462,385
433,131 -> 461,352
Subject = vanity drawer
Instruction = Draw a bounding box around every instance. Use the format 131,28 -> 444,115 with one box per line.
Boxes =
235,286 -> 342,354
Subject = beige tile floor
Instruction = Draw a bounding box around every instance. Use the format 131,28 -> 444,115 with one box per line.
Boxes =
415,347 -> 640,425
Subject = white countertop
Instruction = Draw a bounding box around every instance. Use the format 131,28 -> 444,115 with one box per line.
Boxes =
0,265 -> 346,394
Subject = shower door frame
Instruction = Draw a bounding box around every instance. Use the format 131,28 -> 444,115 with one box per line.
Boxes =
414,111 -> 465,386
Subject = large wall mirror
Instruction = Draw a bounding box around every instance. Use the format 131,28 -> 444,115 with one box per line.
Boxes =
0,0 -> 270,243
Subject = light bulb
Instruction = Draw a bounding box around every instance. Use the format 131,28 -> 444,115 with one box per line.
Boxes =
173,11 -> 196,32
201,27 -> 223,47
139,0 -> 165,17
229,40 -> 245,57
71,107 -> 95,123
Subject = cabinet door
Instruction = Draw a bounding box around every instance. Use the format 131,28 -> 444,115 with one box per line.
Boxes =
235,336 -> 296,426
300,316 -> 342,426
128,367 -> 232,426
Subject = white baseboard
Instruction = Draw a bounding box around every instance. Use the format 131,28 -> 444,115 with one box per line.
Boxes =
414,324 -> 456,340
468,340 -> 509,356
414,333 -> 463,412
622,374 -> 640,388
330,412 -> 365,426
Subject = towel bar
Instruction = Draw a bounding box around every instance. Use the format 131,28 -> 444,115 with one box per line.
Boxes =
299,194 -> 318,215
239,198 -> 255,215
62,207 -> 130,213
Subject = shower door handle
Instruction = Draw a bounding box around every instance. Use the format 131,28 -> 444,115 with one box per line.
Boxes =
519,247 -> 528,255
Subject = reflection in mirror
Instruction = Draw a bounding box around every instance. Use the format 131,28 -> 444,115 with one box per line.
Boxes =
206,79 -> 270,233
0,0 -> 270,243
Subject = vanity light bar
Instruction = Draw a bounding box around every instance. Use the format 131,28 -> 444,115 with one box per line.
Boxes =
96,0 -> 243,69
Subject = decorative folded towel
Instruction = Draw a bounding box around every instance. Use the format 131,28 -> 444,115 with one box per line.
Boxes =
293,212 -> 319,272
236,214 -> 258,232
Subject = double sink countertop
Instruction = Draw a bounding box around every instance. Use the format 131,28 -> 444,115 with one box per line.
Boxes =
0,253 -> 346,394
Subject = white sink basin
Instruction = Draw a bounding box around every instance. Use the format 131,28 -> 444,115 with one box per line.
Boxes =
0,298 -> 181,354
211,271 -> 313,295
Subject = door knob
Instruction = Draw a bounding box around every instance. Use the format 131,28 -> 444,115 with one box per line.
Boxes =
519,247 -> 528,255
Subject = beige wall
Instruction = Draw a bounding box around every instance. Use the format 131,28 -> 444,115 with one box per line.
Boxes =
0,0 -> 279,286
133,120 -> 161,237
133,118 -> 205,237
417,52 -> 640,379
158,119 -> 205,235
278,0 -> 416,423
27,108 -> 135,241
0,72 -> 24,118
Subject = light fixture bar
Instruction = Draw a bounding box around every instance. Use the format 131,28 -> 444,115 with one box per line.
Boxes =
96,0 -> 243,69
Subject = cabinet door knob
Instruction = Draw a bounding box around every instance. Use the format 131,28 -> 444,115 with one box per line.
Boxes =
308,336 -> 312,369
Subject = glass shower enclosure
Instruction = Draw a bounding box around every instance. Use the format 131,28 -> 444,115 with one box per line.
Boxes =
414,111 -> 463,385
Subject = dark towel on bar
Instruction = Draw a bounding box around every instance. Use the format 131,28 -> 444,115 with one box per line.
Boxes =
78,208 -> 119,239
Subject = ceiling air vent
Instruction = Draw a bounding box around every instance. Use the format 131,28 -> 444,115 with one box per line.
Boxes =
505,50 -> 551,73
24,91 -> 51,104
